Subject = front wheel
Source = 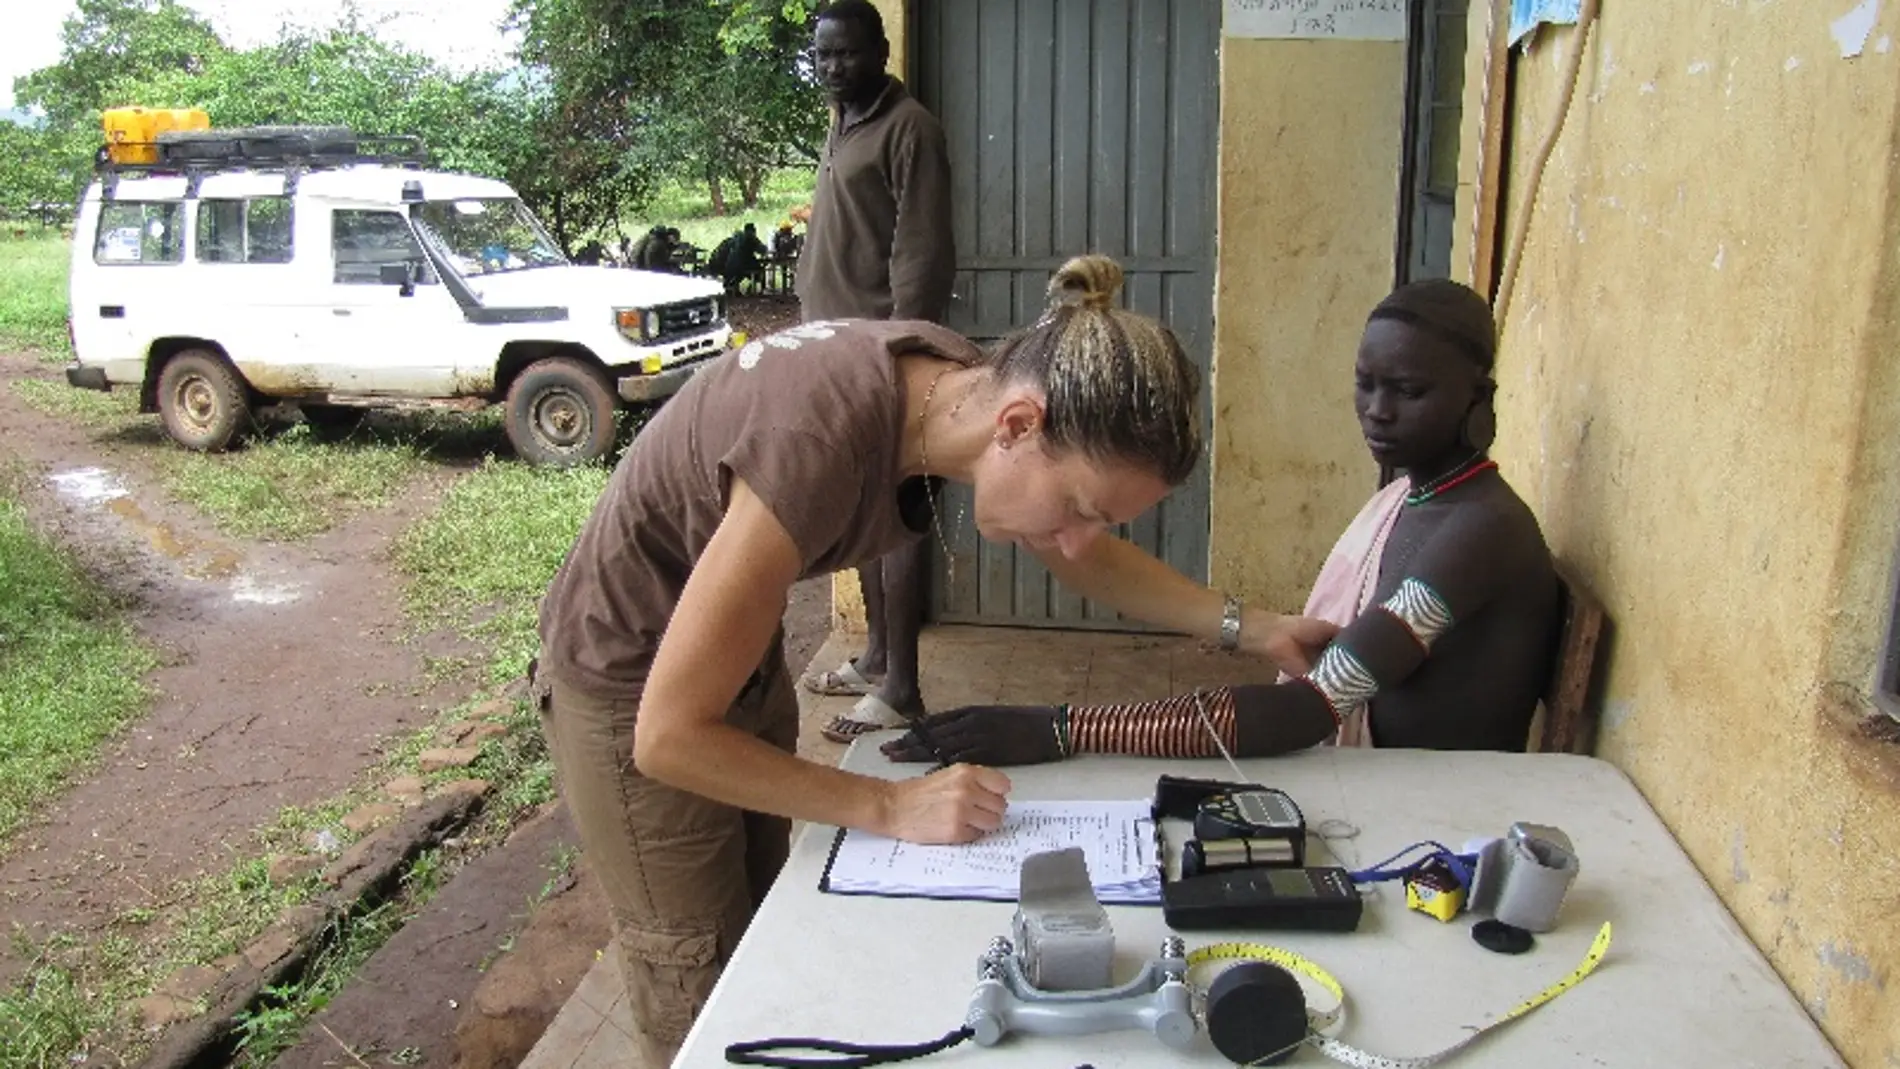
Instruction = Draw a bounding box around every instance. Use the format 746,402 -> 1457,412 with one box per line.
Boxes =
504,357 -> 619,467
156,350 -> 252,453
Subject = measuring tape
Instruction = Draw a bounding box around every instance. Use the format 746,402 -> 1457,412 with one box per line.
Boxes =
1186,921 -> 1613,1067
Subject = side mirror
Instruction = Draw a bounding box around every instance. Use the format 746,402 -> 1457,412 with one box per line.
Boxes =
379,262 -> 411,286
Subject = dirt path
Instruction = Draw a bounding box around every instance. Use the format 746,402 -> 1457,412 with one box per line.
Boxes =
0,353 -> 483,990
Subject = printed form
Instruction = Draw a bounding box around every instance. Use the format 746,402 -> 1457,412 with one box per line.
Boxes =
819,800 -> 1162,904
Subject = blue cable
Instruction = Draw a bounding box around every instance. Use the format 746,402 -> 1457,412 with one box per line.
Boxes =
1348,840 -> 1479,889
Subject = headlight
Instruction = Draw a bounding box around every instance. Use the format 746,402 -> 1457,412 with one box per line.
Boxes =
615,307 -> 649,342
646,309 -> 662,338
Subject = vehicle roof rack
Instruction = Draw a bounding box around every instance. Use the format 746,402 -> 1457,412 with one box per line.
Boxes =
96,126 -> 429,200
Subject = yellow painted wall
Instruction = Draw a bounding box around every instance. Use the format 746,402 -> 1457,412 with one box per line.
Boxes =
1473,4 -> 1900,1062
1207,37 -> 1407,610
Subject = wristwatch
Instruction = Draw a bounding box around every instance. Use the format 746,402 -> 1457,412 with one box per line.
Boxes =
1219,594 -> 1243,652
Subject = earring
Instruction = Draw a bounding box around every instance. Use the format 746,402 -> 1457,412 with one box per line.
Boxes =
1459,398 -> 1497,452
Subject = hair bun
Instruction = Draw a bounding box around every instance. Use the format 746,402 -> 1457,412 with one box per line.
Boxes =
1048,254 -> 1124,312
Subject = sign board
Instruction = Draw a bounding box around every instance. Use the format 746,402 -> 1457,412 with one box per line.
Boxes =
1224,0 -> 1406,41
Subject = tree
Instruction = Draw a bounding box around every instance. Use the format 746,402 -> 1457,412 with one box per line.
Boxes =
474,73 -> 653,254
117,19 -> 512,176
507,0 -> 825,215
0,121 -> 85,223
13,0 -> 226,128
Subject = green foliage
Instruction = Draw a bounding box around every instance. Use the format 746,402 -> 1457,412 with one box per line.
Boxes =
11,1 -> 538,233
13,0 -> 227,128
117,19 -> 520,182
509,0 -> 826,221
0,125 -> 90,225
715,1 -> 817,53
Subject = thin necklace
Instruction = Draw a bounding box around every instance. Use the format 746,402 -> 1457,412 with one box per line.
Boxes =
919,366 -> 968,588
1406,451 -> 1497,506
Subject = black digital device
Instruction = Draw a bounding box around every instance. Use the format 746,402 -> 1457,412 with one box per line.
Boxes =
1161,865 -> 1363,933
1153,774 -> 1264,820
1194,789 -> 1305,844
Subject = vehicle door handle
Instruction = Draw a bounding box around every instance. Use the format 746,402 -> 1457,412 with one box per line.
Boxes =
100,306 -> 125,318
332,309 -> 352,316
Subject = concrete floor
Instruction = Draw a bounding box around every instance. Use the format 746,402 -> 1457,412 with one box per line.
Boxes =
518,623 -> 1268,1069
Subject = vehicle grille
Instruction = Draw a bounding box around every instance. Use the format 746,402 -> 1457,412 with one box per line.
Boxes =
655,298 -> 722,341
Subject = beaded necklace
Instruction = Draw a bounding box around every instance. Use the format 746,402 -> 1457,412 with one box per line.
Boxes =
1404,452 -> 1497,506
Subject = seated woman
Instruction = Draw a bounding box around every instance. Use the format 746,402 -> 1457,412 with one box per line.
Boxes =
883,279 -> 1559,765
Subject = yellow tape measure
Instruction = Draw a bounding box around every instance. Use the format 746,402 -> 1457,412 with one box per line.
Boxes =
1186,922 -> 1613,1067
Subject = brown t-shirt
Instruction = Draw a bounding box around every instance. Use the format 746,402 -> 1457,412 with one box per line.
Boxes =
536,319 -> 984,699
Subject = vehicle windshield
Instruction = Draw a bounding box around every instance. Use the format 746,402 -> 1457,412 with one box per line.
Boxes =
417,198 -> 567,275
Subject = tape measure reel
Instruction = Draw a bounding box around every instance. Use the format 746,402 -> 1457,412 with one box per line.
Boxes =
1186,921 -> 1613,1067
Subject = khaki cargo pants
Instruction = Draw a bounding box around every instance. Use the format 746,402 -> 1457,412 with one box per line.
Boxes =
530,639 -> 797,1068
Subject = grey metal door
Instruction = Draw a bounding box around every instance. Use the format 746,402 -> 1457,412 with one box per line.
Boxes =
912,0 -> 1219,629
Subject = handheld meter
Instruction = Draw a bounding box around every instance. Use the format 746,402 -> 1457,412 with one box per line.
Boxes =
1190,788 -> 1307,874
1194,789 -> 1305,843
1161,865 -> 1363,933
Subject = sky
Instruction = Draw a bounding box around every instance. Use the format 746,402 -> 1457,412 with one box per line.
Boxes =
2,0 -> 520,110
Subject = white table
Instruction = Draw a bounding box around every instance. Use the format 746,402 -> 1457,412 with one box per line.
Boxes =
673,743 -> 1844,1068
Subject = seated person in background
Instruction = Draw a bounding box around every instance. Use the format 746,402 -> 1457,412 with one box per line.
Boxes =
711,223 -> 769,292
772,221 -> 802,260
630,225 -> 666,271
884,279 -> 1559,766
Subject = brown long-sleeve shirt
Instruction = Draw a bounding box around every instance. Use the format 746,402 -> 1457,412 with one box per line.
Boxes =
796,78 -> 956,322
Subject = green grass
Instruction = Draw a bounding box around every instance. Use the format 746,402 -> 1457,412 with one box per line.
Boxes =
0,488 -> 155,851
12,379 -> 509,541
393,457 -> 610,682
150,423 -> 431,541
0,231 -> 70,360
10,377 -> 138,427
622,168 -> 817,260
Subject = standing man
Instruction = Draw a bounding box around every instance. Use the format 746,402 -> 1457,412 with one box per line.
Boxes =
795,0 -> 957,741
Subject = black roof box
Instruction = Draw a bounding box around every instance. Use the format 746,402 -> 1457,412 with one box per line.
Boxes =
144,126 -> 426,170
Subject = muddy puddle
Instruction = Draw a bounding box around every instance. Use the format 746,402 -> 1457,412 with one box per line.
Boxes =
46,465 -> 302,599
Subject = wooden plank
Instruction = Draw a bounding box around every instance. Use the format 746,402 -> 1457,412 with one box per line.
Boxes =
1468,0 -> 1513,299
1537,563 -> 1606,755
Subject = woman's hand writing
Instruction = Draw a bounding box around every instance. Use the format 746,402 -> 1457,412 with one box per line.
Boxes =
875,763 -> 1013,844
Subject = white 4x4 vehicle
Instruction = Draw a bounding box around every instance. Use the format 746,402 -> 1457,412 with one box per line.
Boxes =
65,127 -> 731,465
